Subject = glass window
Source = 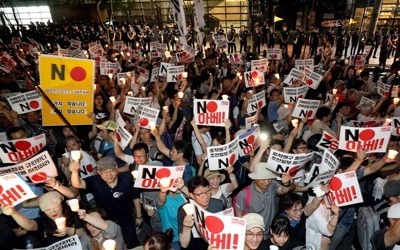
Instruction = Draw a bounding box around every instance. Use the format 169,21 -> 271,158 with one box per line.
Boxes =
0,5 -> 52,25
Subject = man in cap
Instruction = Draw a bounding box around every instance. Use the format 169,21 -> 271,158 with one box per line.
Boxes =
234,162 -> 294,236
70,157 -> 140,249
243,213 -> 265,250
371,203 -> 400,249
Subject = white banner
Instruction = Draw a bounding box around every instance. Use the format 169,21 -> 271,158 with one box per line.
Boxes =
14,235 -> 82,250
194,99 -> 230,127
327,171 -> 363,207
0,134 -> 47,164
266,149 -> 313,176
338,126 -> 392,153
295,59 -> 314,71
123,97 -> 152,115
134,165 -> 184,189
5,90 -> 42,114
0,174 -> 36,207
377,81 -> 398,97
207,137 -> 239,170
291,98 -> 320,119
303,67 -> 323,90
159,62 -> 173,77
135,105 -> 160,129
283,85 -> 308,104
266,48 -> 282,60
283,68 -> 304,86
171,0 -> 188,45
251,59 -> 268,72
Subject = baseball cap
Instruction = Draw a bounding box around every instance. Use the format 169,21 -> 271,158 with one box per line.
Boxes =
96,120 -> 117,131
384,180 -> 400,198
96,157 -> 117,171
248,163 -> 277,180
242,213 -> 265,231
388,203 -> 400,218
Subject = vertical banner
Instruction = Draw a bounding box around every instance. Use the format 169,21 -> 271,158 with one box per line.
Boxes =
291,98 -> 320,119
338,126 -> 392,153
171,0 -> 188,45
207,138 -> 239,170
5,90 -> 42,114
190,199 -> 247,250
134,165 -> 184,189
327,171 -> 363,207
238,126 -> 260,157
194,99 -> 230,127
0,134 -> 47,164
39,55 -> 94,126
0,174 -> 36,206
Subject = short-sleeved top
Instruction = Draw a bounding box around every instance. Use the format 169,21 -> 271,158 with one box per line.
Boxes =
370,228 -> 394,250
178,198 -> 224,250
234,181 -> 280,235
158,193 -> 187,242
85,173 -> 138,222
191,131 -> 212,156
94,220 -> 125,250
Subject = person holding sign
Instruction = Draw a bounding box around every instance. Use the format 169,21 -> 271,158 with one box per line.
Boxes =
242,213 -> 265,250
203,167 -> 238,209
370,203 -> 400,250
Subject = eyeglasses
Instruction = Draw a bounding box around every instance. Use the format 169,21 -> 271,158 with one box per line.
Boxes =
291,207 -> 304,213
245,231 -> 264,239
193,189 -> 211,197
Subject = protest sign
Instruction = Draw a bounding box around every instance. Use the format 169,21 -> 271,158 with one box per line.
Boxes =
246,91 -> 266,113
159,62 -> 173,77
190,199 -> 246,250
316,132 -> 339,152
167,65 -> 185,82
217,208 -> 234,217
347,120 -> 379,127
266,149 -> 314,176
14,235 -> 82,250
244,70 -> 265,88
0,151 -> 58,183
0,134 -> 47,164
228,53 -> 242,64
135,106 -> 160,129
392,117 -> 400,136
303,67 -> 323,89
0,174 -> 36,207
194,99 -> 230,127
377,81 -> 398,97
283,68 -> 304,86
57,48 -> 75,57
113,41 -> 125,50
238,126 -> 260,156
291,98 -> 320,119
5,90 -> 41,114
150,67 -> 159,82
123,97 -> 152,115
304,150 -> 339,188
70,39 -> 81,49
350,55 -> 366,67
283,85 -> 308,104
295,59 -> 314,71
364,45 -> 372,56
176,51 -> 194,63
251,59 -> 268,72
207,137 -> 239,170
99,61 -> 121,75
339,126 -> 392,153
115,125 -> 132,150
266,48 -> 282,60
245,113 -> 258,130
214,35 -> 228,49
149,51 -> 164,59
134,165 -> 184,189
357,96 -> 376,108
327,171 -> 363,207
39,55 -> 94,126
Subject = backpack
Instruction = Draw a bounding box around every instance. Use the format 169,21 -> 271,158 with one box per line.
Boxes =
232,186 -> 252,216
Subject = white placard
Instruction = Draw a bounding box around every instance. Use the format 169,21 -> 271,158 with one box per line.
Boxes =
283,85 -> 308,104
327,171 -> 363,207
194,99 -> 230,127
123,97 -> 152,115
0,174 -> 36,207
291,98 -> 320,119
238,126 -> 260,157
207,137 -> 239,170
5,90 -> 42,114
0,134 -> 47,164
338,126 -> 392,153
134,165 -> 184,189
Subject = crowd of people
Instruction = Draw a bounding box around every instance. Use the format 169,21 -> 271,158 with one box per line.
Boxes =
1,18 -> 400,250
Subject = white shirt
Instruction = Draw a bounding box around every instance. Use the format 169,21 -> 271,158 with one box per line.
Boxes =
191,131 -> 212,156
306,197 -> 334,249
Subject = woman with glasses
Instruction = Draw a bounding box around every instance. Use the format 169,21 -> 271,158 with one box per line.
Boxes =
242,213 -> 265,250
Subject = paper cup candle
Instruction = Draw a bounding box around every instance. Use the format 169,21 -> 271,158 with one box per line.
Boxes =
388,150 -> 399,160
182,72 -> 188,79
332,88 -> 337,95
394,98 -> 400,104
103,239 -> 116,250
160,177 -> 171,188
55,217 -> 66,230
70,150 -> 81,161
178,92 -> 184,99
183,203 -> 195,215
67,199 -> 79,212
291,119 -> 299,128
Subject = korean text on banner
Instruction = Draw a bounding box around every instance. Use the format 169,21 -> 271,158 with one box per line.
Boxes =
238,126 -> 260,157
0,174 -> 36,207
291,98 -> 320,119
134,165 -> 184,189
0,134 -> 47,164
5,90 -> 42,114
207,137 -> 239,170
123,97 -> 152,115
327,171 -> 363,207
39,55 -> 95,126
304,150 -> 339,188
194,99 -> 230,127
338,126 -> 392,153
190,199 -> 247,250
0,151 -> 58,183
14,235 -> 82,250
266,149 -> 313,177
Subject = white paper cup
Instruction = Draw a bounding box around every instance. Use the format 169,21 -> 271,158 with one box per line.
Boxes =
70,150 -> 81,161
332,88 -> 337,95
178,92 -> 184,99
183,203 -> 195,215
109,96 -> 116,103
384,118 -> 392,126
55,217 -> 66,230
67,199 -> 79,212
270,246 -> 279,250
103,239 -> 116,250
163,106 -> 169,112
108,73 -> 113,79
182,72 -> 188,79
388,150 -> 398,160
291,119 -> 299,128
394,98 -> 400,104
160,177 -> 171,188
222,95 -> 229,101
283,104 -> 288,109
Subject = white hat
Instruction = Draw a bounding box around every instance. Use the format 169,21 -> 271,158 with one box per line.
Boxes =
242,213 -> 265,231
248,163 -> 277,180
388,203 -> 400,218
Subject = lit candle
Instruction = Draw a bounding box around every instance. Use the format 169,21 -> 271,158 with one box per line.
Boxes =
182,72 -> 188,79
126,52 -> 131,57
159,177 -> 171,188
163,106 -> 169,112
108,73 -> 113,79
332,88 -> 338,95
149,121 -> 156,130
178,92 -> 184,99
248,90 -> 253,94
127,91 -> 133,96
103,239 -> 116,250
142,86 -> 146,91
283,104 -> 288,109
67,199 -> 79,212
55,217 -> 66,230
239,75 -> 243,80
384,118 -> 392,126
93,84 -> 97,90
269,245 -> 279,250
183,203 -> 195,215
131,170 -> 138,179
222,95 -> 229,101
119,78 -> 126,85
236,72 -> 241,77
388,150 -> 399,160
394,98 -> 400,104
291,119 -> 299,127
260,133 -> 268,141
70,150 -> 81,161
274,73 -> 280,79
109,96 -> 116,103
120,51 -> 124,56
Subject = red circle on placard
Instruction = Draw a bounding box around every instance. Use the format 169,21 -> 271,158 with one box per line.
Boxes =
15,140 -> 31,151
29,100 -> 39,109
229,154 -> 236,165
0,184 -> 3,194
95,57 -> 101,61
70,67 -> 86,81
206,101 -> 218,112
156,168 -> 171,178
31,172 -> 48,182
298,95 -> 303,99
139,117 -> 149,127
356,55 -> 361,60
273,54 -> 278,59
306,79 -> 313,85
155,53 -> 159,57
306,110 -> 313,117
234,54 -> 238,58
251,71 -> 258,78
97,49 -> 102,54
182,52 -> 187,57
177,74 -> 182,80
260,66 -> 265,70
1,57 -> 8,63
288,166 -> 300,177
87,164 -> 94,172
205,215 -> 224,234
258,100 -> 263,107
329,176 -> 342,191
109,69 -> 114,73
359,129 -> 375,141
248,135 -> 255,144
116,133 -> 121,142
